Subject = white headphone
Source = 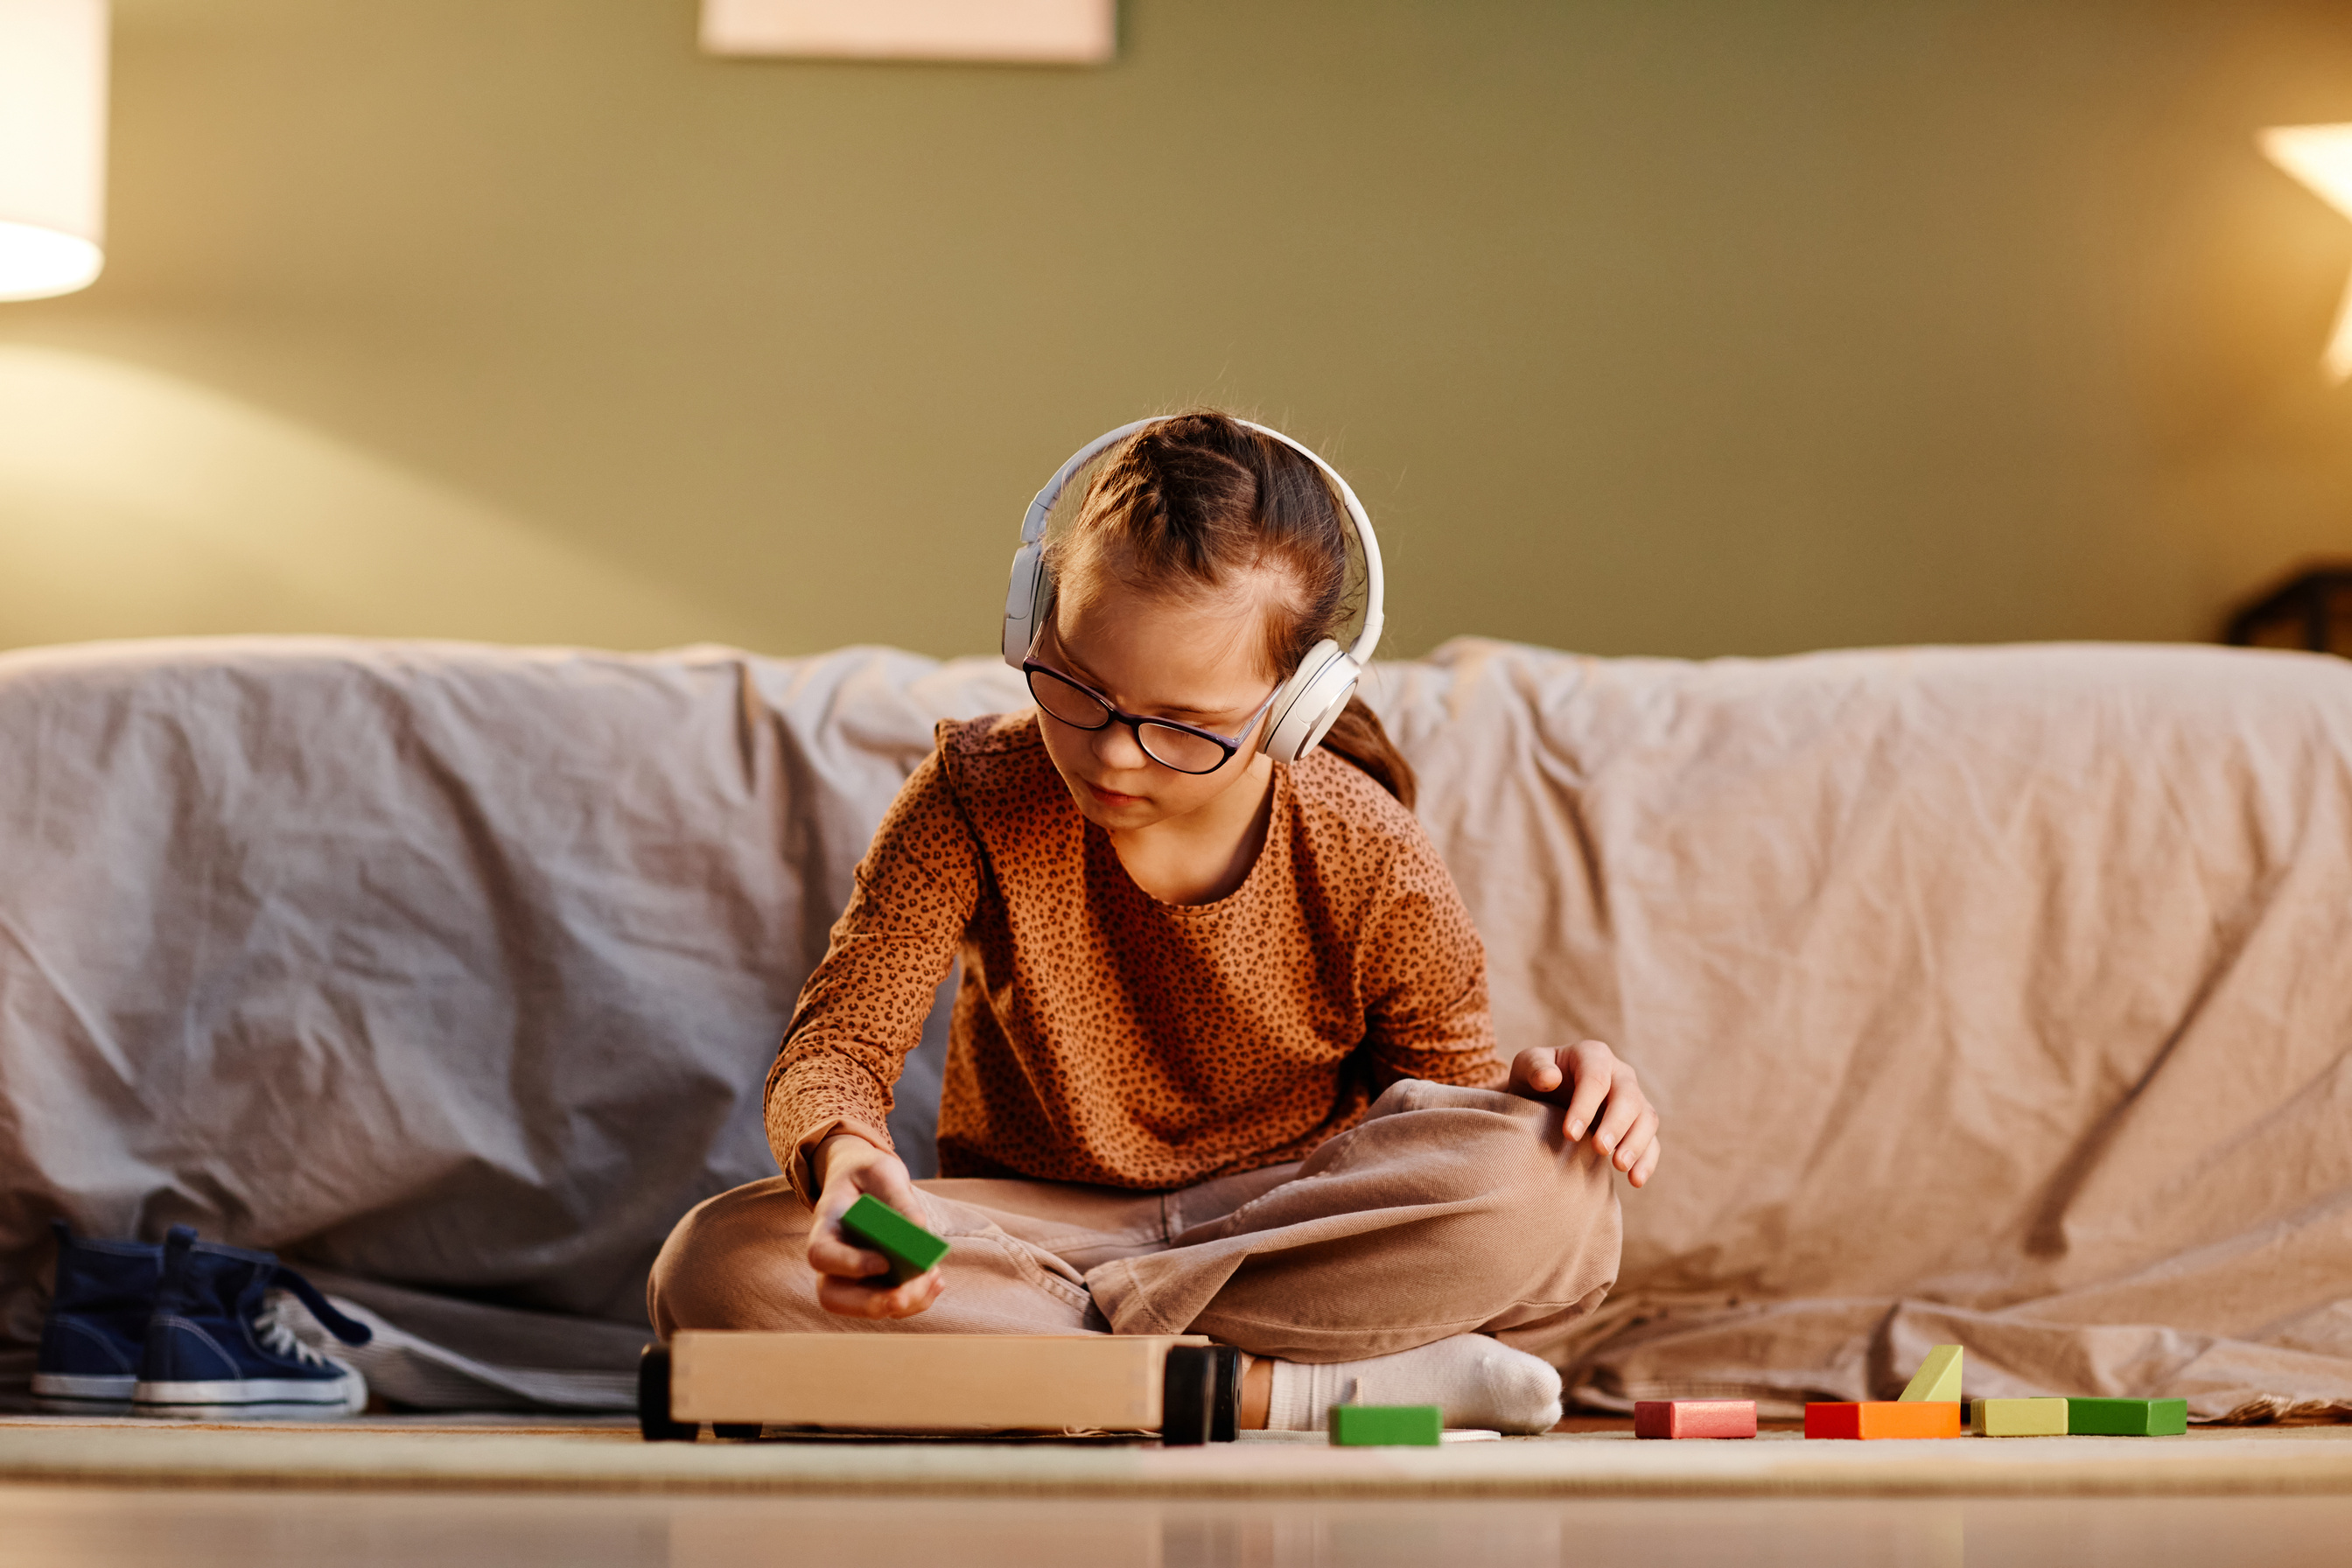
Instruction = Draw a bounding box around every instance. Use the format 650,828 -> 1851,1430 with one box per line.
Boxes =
1002,416 -> 1387,764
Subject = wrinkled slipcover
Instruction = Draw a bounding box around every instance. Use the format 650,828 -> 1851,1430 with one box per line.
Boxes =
1377,640 -> 2352,1422
2,634 -> 2348,1420
0,637 -> 1008,1385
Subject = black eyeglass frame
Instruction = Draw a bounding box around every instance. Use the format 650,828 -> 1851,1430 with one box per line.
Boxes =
1022,658 -> 1281,776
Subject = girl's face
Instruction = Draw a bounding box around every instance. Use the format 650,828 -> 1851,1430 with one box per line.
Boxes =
1032,568 -> 1282,834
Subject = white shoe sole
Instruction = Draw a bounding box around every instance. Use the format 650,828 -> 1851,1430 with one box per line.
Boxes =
32,1371 -> 135,1415
133,1376 -> 364,1419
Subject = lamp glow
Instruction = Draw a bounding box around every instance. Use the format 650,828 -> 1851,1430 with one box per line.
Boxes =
2263,123 -> 2352,382
0,0 -> 108,302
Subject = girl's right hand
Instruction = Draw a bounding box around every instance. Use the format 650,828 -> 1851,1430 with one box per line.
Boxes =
807,1132 -> 946,1319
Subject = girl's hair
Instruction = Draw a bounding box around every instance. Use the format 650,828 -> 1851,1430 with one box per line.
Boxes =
1044,410 -> 1417,808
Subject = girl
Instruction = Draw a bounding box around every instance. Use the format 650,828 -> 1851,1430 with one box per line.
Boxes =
651,412 -> 1660,1433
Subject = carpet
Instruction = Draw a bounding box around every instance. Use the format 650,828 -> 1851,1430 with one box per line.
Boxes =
3,1419 -> 2349,1499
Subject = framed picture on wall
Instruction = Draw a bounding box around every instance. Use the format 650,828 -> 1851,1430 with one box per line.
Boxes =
700,0 -> 1116,65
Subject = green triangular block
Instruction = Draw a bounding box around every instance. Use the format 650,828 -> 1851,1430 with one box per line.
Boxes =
1899,1344 -> 1964,1403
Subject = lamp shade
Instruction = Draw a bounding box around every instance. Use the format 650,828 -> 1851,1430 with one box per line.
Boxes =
2263,123 -> 2352,382
0,0 -> 107,302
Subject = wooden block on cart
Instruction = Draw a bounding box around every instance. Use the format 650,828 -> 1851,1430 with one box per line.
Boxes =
667,1332 -> 1210,1433
1634,1399 -> 1758,1438
1804,1401 -> 1964,1439
1970,1397 -> 2068,1437
2067,1397 -> 2188,1436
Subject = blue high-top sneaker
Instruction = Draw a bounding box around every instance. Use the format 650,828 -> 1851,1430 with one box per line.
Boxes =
131,1225 -> 374,1419
32,1221 -> 164,1414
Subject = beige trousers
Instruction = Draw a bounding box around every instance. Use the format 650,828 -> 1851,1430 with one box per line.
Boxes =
648,1081 -> 1622,1364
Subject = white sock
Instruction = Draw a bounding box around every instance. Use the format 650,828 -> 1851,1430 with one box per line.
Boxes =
1264,1335 -> 1563,1435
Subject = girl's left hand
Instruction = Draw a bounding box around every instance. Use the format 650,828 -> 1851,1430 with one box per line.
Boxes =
1508,1040 -> 1662,1188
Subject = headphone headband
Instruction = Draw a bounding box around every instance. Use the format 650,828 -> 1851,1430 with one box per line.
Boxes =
1002,416 -> 1385,765
1012,417 -> 1384,666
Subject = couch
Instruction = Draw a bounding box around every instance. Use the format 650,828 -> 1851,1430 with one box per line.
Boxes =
3,634 -> 2346,1418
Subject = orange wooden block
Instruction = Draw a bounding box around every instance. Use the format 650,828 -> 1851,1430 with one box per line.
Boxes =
1804,1401 -> 1964,1439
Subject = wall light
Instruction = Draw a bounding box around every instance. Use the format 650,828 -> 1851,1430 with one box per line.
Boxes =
0,0 -> 108,302
2263,123 -> 2352,382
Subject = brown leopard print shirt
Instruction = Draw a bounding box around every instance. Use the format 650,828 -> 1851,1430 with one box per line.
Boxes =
764,711 -> 1505,1201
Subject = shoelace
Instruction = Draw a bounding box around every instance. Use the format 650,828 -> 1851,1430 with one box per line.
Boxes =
253,1292 -> 347,1369
248,1262 -> 373,1366
260,1263 -> 372,1348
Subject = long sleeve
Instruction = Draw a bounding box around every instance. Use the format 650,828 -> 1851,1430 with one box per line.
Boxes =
763,747 -> 978,1200
1355,838 -> 1508,1093
778,711 -> 1505,1195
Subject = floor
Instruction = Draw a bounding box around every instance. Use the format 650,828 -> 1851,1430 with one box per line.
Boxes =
4,1487 -> 2350,1568
3,1415 -> 2348,1566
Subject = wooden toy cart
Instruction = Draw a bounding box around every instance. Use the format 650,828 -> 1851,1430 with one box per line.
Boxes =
637,1332 -> 1241,1445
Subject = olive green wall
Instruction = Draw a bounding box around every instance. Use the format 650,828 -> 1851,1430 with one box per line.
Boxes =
4,0 -> 2352,661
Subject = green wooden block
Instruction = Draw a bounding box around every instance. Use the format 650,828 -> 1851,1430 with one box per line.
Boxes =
1327,1404 -> 1443,1446
838,1194 -> 950,1284
2067,1397 -> 2188,1436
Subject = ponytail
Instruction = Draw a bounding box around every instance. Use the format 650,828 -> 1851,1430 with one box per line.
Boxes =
1320,695 -> 1416,809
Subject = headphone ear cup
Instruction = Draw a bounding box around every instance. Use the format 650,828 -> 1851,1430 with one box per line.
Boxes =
1260,640 -> 1362,763
1002,541 -> 1048,668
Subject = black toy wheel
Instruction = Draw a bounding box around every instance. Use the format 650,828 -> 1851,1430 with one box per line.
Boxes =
1208,1345 -> 1241,1442
638,1345 -> 698,1442
1162,1346 -> 1214,1446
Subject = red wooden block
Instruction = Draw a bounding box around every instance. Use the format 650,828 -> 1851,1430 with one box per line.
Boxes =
1804,1401 -> 1964,1439
1634,1399 -> 1759,1438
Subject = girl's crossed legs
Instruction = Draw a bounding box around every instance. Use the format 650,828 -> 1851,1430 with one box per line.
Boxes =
648,1081 -> 1621,1423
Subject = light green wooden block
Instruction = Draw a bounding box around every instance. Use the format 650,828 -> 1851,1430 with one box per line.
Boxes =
1970,1397 -> 2068,1436
1900,1344 -> 1964,1403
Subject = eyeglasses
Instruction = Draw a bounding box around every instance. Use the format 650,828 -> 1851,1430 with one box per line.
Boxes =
1024,658 -> 1280,775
